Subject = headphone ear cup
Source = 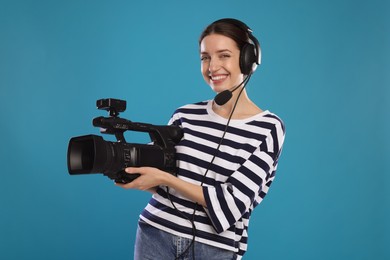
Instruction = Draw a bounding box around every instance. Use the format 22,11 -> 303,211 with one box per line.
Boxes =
240,43 -> 257,75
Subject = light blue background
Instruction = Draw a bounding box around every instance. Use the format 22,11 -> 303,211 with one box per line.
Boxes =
1,0 -> 389,259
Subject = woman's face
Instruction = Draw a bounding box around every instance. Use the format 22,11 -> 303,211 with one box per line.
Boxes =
200,33 -> 244,94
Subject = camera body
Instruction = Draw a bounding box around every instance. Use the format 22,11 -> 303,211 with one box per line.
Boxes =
67,98 -> 183,183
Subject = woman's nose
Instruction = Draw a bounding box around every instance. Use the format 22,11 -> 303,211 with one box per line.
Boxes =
208,58 -> 221,73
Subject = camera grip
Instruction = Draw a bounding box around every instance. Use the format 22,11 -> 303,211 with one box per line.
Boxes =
114,170 -> 141,184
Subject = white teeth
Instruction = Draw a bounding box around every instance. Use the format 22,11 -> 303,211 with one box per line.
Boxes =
211,75 -> 227,81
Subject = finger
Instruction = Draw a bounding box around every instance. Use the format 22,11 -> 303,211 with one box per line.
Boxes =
115,181 -> 135,189
125,167 -> 142,174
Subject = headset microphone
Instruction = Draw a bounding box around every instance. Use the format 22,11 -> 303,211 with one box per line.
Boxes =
214,86 -> 238,106
213,75 -> 251,106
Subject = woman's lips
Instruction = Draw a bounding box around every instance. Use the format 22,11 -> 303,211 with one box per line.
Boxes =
210,74 -> 228,84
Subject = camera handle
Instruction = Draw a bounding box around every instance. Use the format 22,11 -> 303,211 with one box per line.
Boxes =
92,116 -> 183,148
115,132 -> 126,143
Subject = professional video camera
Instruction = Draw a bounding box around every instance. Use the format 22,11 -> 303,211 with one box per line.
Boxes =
67,98 -> 183,184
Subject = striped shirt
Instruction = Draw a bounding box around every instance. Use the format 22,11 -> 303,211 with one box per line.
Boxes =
140,100 -> 285,259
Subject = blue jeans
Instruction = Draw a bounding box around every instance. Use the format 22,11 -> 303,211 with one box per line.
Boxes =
134,219 -> 237,260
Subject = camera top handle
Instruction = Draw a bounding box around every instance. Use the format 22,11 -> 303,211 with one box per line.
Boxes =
92,116 -> 183,148
93,98 -> 183,149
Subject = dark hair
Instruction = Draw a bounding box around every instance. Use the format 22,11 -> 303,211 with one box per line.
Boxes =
199,19 -> 250,50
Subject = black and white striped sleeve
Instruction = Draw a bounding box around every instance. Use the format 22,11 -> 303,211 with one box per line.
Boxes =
202,124 -> 285,233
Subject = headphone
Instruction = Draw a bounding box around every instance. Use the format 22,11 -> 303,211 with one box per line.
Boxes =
211,18 -> 261,75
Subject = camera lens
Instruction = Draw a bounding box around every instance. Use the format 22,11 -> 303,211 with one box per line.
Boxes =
67,135 -> 110,174
67,134 -> 176,182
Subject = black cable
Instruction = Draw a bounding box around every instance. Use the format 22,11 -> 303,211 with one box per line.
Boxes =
168,74 -> 252,260
166,187 -> 197,260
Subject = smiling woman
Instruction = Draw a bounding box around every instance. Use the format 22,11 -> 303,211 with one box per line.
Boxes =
1,0 -> 388,259
116,18 -> 286,260
200,34 -> 244,94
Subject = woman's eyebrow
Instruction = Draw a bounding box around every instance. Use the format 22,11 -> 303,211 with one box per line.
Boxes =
200,49 -> 233,55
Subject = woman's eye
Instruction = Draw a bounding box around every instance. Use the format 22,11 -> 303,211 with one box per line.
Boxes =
220,54 -> 231,59
201,56 -> 210,61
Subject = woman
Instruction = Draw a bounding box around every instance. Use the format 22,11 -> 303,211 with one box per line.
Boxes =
116,18 -> 285,259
